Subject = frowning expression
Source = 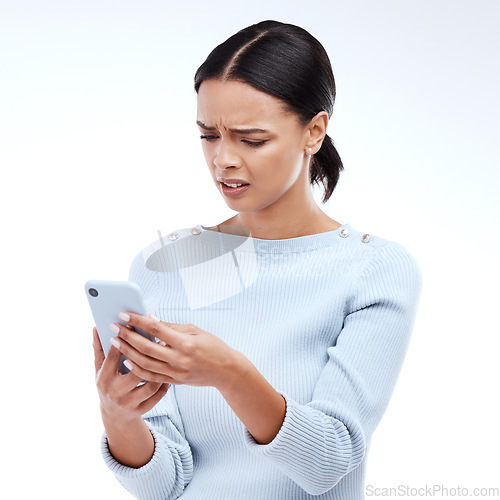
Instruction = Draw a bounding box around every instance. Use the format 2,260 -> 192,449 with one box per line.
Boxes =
196,79 -> 312,214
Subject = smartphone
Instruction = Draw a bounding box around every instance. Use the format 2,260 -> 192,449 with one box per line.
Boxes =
85,280 -> 155,374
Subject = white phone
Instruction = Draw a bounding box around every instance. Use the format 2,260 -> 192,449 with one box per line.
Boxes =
85,280 -> 155,374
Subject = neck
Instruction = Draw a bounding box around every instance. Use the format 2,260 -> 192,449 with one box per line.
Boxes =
221,203 -> 340,240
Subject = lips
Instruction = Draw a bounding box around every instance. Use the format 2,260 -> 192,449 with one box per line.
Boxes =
216,176 -> 250,186
219,182 -> 251,198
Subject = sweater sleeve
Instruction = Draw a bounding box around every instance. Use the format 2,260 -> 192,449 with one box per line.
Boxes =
101,388 -> 193,500
244,240 -> 423,495
99,249 -> 194,499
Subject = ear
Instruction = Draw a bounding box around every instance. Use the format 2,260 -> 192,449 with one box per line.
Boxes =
305,111 -> 329,154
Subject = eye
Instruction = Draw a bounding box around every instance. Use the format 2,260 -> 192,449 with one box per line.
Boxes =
242,140 -> 267,148
200,135 -> 219,142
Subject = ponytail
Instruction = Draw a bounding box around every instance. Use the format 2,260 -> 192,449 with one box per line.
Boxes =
310,134 -> 344,204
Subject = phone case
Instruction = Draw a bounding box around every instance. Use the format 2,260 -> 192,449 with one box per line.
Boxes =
85,280 -> 154,374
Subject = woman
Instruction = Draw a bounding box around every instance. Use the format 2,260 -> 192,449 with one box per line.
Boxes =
93,20 -> 423,499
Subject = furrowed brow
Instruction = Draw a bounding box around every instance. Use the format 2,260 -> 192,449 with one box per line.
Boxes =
229,127 -> 269,134
196,121 -> 216,131
196,121 -> 269,134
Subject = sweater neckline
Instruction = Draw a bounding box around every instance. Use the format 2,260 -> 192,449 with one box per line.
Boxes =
198,223 -> 355,253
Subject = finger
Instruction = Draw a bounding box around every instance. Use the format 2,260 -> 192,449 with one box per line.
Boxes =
121,358 -> 180,384
120,379 -> 163,404
148,313 -> 191,331
97,348 -> 149,395
116,334 -> 178,380
118,312 -> 187,347
150,315 -> 194,334
93,327 -> 105,374
98,343 -> 125,383
137,383 -> 170,414
115,326 -> 173,364
131,380 -> 167,399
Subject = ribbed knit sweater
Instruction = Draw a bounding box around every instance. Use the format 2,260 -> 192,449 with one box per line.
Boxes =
101,222 -> 423,499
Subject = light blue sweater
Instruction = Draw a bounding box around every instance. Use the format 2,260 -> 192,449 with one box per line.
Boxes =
101,222 -> 423,499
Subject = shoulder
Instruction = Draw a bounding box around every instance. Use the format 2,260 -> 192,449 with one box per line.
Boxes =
340,223 -> 406,253
344,223 -> 421,269
344,224 -> 423,306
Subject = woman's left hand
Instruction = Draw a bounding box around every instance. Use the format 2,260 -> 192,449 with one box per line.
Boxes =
110,312 -> 241,389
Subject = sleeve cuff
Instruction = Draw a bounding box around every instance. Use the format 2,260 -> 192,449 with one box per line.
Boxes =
100,421 -> 168,479
243,392 -> 365,495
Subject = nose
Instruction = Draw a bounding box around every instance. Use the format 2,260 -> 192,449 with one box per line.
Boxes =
213,138 -> 241,170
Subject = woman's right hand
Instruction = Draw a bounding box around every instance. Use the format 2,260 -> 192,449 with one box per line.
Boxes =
93,326 -> 169,425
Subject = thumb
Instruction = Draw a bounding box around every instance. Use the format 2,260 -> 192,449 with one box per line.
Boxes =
93,327 -> 105,375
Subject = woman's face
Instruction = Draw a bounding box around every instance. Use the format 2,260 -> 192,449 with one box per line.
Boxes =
196,79 -> 313,216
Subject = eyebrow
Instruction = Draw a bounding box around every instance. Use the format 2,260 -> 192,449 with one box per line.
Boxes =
196,120 -> 269,134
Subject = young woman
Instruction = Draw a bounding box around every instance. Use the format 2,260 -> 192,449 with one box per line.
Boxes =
93,20 -> 423,499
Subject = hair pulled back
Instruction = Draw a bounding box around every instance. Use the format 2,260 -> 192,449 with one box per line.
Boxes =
194,20 -> 343,203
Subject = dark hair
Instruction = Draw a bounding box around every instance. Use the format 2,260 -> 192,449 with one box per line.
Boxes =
194,20 -> 343,203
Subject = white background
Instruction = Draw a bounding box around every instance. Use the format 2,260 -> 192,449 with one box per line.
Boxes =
1,0 -> 499,498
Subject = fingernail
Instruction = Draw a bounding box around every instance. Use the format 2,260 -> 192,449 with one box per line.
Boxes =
123,360 -> 133,370
110,337 -> 121,349
119,312 -> 130,322
149,314 -> 160,322
110,323 -> 120,334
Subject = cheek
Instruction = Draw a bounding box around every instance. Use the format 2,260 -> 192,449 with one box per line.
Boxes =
242,162 -> 284,197
257,143 -> 303,180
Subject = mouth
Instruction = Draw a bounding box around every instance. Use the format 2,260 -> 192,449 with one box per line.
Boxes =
219,181 -> 250,188
216,177 -> 250,188
218,180 -> 251,197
